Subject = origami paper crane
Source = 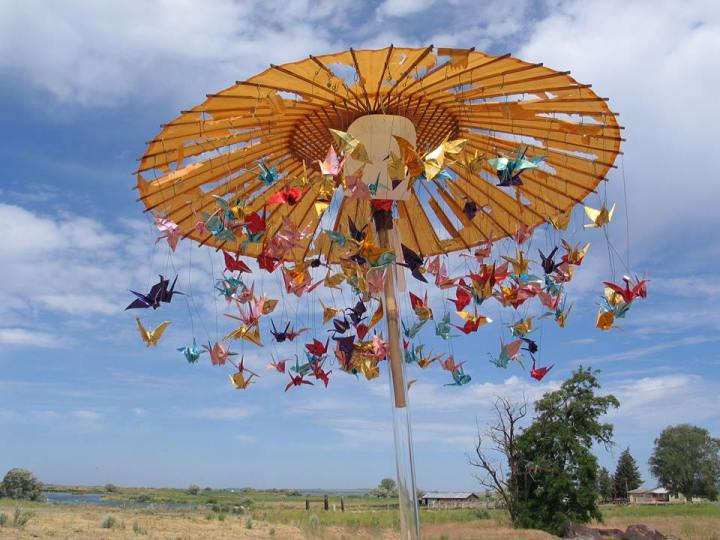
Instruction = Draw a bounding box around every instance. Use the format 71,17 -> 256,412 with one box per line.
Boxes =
329,128 -> 372,163
270,321 -> 309,342
530,354 -> 553,381
372,334 -> 388,360
502,250 -> 529,276
402,319 -> 427,339
409,291 -> 433,321
281,264 -> 320,297
223,251 -> 252,273
584,203 -> 615,228
448,280 -> 472,311
488,146 -> 546,186
154,215 -> 181,251
489,339 -> 523,368
345,168 -> 372,200
126,275 -> 183,310
399,245 -> 428,283
561,240 -> 590,266
509,318 -> 533,338
548,209 -> 571,231
603,275 -> 649,303
286,372 -> 314,391
225,299 -> 264,327
318,145 -> 346,176
435,312 -> 455,340
203,341 -> 236,366
439,355 -> 466,373
266,356 -> 287,373
539,247 -> 559,274
393,135 -> 423,178
422,138 -> 466,181
203,213 -> 236,243
228,358 -> 259,390
452,311 -> 492,334
136,318 -> 170,347
258,160 -> 280,185
445,367 -> 471,386
177,339 -> 204,364
224,322 -> 263,346
463,200 -> 479,220
596,308 -> 615,330
311,362 -> 332,387
267,185 -> 305,206
305,338 -> 330,357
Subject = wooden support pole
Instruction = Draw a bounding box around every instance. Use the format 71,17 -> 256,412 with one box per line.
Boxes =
374,210 -> 406,408
324,494 -> 329,511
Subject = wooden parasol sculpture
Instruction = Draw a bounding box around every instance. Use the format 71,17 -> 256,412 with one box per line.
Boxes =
135,45 -> 622,539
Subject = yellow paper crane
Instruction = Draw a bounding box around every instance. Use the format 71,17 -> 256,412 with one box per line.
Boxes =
136,318 -> 170,347
584,203 -> 615,228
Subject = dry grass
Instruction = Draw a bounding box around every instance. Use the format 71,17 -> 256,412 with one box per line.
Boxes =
1,501 -> 718,540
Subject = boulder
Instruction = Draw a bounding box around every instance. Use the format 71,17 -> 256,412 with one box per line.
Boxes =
564,523 -> 624,539
564,523 -> 668,540
622,524 -> 667,540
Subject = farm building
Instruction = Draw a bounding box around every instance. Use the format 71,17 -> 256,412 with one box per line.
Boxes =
419,492 -> 481,508
628,487 -> 685,504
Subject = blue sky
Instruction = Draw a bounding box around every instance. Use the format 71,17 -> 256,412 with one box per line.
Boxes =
0,0 -> 718,492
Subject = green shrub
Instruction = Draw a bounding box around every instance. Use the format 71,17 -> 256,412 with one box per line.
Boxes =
205,513 -> 213,520
132,521 -> 147,535
1,469 -> 43,501
269,527 -> 275,536
104,483 -> 118,493
217,513 -> 225,522
307,513 -> 321,532
185,484 -> 201,495
473,508 -> 491,519
240,497 -> 255,508
245,517 -> 253,529
13,507 -> 33,528
100,515 -> 122,529
131,493 -> 151,503
0,513 -> 7,527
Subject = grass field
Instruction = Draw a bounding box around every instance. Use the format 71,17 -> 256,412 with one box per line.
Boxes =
0,487 -> 718,539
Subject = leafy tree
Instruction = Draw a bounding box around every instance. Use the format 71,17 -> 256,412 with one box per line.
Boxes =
370,478 -> 397,498
597,467 -> 614,503
104,484 -> 118,493
649,424 -> 720,502
613,448 -> 642,499
185,484 -> 201,495
511,367 -> 619,535
1,469 -> 43,501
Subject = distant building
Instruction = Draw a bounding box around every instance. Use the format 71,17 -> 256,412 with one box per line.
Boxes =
627,487 -> 686,504
419,492 -> 481,508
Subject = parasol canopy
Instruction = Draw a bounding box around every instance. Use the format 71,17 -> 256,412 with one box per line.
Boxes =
136,45 -> 622,261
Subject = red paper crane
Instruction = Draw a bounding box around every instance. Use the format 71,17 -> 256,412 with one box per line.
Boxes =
285,372 -> 314,392
305,338 -> 330,357
530,354 -> 554,381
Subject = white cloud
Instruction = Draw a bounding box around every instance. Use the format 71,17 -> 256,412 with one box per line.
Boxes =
186,406 -> 256,421
376,0 -> 436,18
234,434 -> 257,444
0,328 -> 65,348
71,410 -> 103,422
0,0 -> 350,107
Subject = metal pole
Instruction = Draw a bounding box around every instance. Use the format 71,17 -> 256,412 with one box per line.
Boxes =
375,210 -> 421,540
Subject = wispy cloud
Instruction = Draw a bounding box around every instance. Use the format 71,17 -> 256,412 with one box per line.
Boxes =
186,406 -> 257,421
575,335 -> 720,364
0,327 -> 67,348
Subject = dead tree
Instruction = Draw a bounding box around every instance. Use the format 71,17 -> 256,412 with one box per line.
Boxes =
468,395 -> 528,524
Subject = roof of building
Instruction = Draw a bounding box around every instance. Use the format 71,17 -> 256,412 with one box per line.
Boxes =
421,492 -> 478,500
628,487 -> 668,494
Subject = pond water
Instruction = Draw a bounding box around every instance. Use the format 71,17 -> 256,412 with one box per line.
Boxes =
43,492 -> 201,509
